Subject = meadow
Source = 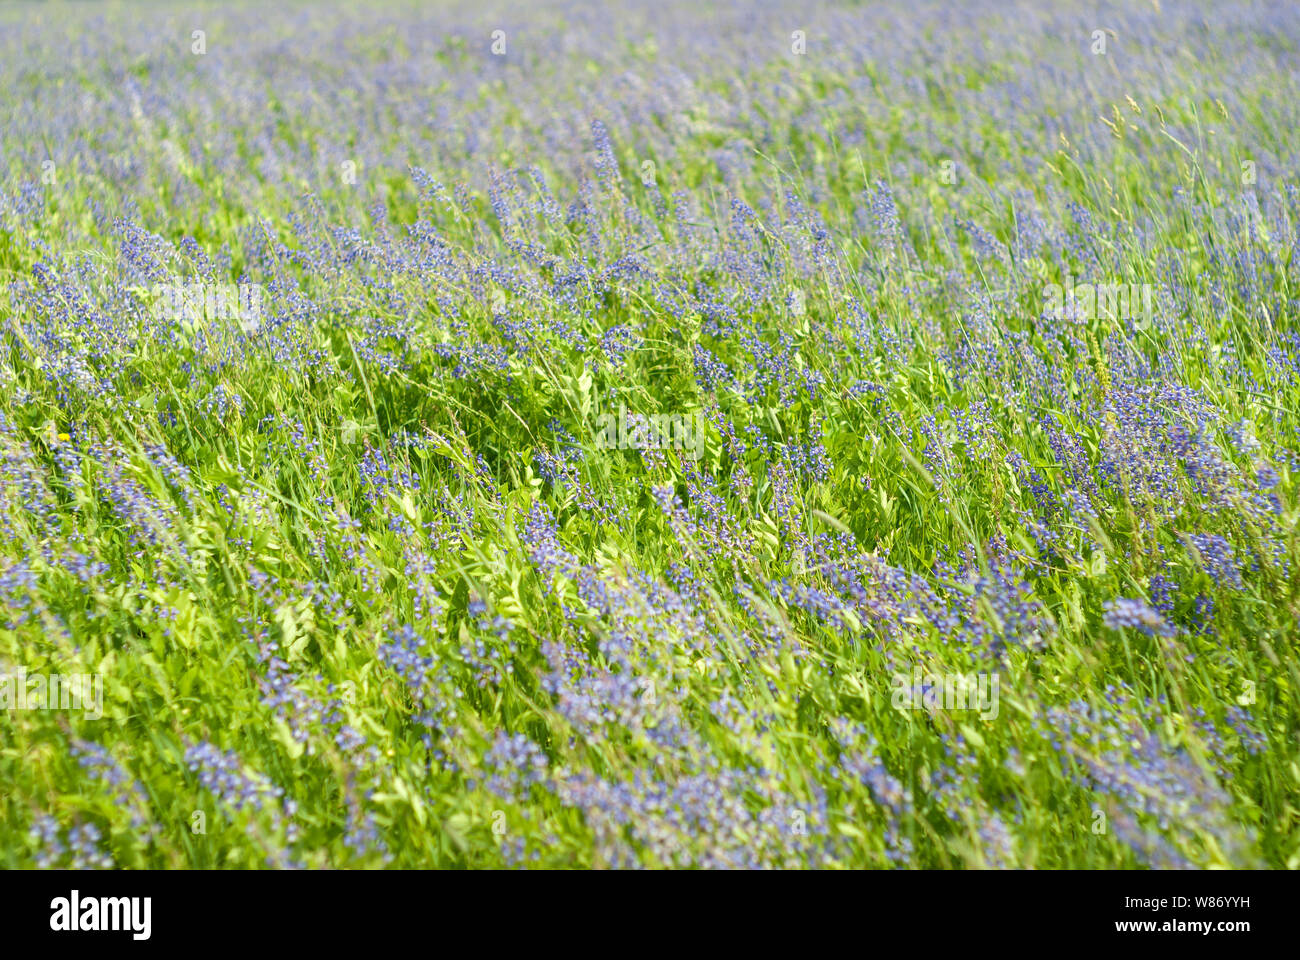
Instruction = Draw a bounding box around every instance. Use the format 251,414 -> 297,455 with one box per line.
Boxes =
1,0 -> 1298,869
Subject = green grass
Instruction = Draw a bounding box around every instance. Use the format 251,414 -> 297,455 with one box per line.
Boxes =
0,0 -> 1297,869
